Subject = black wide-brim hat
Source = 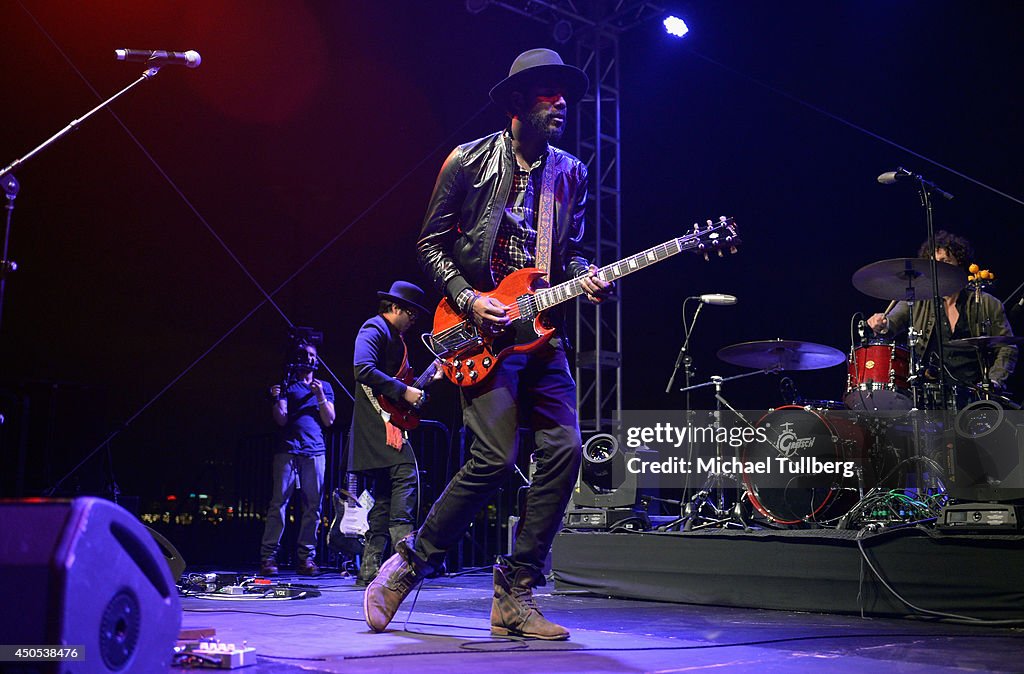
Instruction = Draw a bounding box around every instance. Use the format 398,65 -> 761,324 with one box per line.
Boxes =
377,280 -> 431,317
489,48 -> 588,110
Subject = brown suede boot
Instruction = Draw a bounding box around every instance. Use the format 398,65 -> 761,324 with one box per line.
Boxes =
491,564 -> 569,640
363,537 -> 428,633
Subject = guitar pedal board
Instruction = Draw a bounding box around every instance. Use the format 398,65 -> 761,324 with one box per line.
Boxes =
176,641 -> 257,669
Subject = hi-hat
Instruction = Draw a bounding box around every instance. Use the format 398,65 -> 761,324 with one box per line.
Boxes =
717,339 -> 846,371
948,335 -> 1024,349
852,257 -> 966,301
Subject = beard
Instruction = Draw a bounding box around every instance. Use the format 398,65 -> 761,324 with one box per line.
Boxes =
525,108 -> 565,143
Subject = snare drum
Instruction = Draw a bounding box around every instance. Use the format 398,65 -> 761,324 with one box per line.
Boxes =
741,406 -> 874,524
845,343 -> 912,411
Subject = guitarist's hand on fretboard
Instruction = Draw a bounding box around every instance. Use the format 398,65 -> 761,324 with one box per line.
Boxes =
580,264 -> 614,304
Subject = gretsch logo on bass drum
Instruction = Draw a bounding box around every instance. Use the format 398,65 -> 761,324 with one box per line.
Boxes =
774,421 -> 816,458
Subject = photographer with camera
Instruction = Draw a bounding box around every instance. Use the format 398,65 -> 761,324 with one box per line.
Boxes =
259,339 -> 335,576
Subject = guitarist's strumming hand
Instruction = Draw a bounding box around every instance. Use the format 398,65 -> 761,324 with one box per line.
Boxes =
402,385 -> 427,409
580,264 -> 614,304
470,294 -> 511,335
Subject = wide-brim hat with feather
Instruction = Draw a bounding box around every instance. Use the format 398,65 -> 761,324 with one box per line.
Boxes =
489,48 -> 588,111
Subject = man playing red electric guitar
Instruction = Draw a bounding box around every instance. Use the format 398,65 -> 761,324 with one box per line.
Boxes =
349,281 -> 433,586
364,49 -> 611,640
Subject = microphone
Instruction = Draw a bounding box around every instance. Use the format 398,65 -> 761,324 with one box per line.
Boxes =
115,49 -> 202,68
694,293 -> 737,306
877,167 -> 914,185
877,166 -> 954,199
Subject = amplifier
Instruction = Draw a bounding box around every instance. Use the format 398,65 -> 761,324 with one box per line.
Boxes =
938,502 -> 1021,531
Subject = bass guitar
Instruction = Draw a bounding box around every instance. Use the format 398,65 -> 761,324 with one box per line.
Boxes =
429,217 -> 740,387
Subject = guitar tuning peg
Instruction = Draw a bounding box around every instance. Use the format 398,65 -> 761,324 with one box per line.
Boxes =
729,246 -> 738,254
706,219 -> 713,228
717,249 -> 724,258
703,252 -> 710,262
718,215 -> 727,223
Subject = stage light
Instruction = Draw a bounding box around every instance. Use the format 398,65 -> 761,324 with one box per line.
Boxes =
574,433 -> 638,509
663,16 -> 689,38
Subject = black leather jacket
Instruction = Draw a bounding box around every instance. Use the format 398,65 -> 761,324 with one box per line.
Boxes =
416,131 -> 591,305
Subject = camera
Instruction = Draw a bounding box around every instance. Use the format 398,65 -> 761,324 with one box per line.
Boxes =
276,327 -> 323,399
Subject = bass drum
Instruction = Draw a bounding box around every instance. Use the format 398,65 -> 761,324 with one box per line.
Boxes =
741,406 -> 874,525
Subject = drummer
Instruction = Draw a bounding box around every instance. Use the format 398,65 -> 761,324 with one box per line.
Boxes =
866,231 -> 1017,395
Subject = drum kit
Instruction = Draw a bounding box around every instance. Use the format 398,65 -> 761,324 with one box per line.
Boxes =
672,257 -> 1022,530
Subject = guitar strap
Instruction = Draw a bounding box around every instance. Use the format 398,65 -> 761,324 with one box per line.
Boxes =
361,342 -> 409,451
535,150 -> 555,281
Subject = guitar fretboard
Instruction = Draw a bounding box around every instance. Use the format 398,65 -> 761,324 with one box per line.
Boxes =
533,235 -> 699,312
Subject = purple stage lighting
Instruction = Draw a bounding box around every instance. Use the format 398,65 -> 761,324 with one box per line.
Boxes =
663,16 -> 689,38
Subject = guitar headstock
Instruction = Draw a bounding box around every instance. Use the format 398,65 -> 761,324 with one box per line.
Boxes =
682,216 -> 741,261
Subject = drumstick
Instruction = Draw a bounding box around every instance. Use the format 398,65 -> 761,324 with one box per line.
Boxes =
882,300 -> 897,317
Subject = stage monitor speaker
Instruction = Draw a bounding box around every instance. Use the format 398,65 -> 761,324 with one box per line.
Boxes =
144,525 -> 187,582
0,497 -> 182,673
951,401 -> 1024,502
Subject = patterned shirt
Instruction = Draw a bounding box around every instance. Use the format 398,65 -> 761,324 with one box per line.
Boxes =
456,135 -> 545,313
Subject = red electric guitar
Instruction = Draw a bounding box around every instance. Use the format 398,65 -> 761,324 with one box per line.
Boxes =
429,217 -> 741,387
376,360 -> 441,430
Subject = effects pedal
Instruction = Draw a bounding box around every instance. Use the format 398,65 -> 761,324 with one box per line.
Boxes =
177,640 -> 257,669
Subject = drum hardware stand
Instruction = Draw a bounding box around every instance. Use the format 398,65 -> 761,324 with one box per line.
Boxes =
0,65 -> 165,335
662,370 -> 774,531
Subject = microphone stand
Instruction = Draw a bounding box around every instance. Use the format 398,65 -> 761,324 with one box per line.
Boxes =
667,297 -> 702,509
918,180 -> 951,413
666,298 -> 703,396
0,66 -> 164,334
914,173 -> 953,500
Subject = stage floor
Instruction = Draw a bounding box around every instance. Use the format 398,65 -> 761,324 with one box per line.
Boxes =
176,567 -> 1024,673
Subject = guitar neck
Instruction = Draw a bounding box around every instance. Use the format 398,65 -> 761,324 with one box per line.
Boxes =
535,235 -> 695,311
410,362 -> 438,390
347,472 -> 358,506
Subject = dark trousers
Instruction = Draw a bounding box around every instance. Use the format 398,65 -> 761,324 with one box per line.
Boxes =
260,452 -> 325,562
362,461 -> 417,549
412,344 -> 582,582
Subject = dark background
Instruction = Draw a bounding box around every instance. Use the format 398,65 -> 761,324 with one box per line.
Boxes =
1,1 -> 1022,506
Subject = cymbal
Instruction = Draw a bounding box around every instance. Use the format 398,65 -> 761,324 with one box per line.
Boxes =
852,257 -> 967,301
717,339 -> 846,371
948,335 -> 1024,349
